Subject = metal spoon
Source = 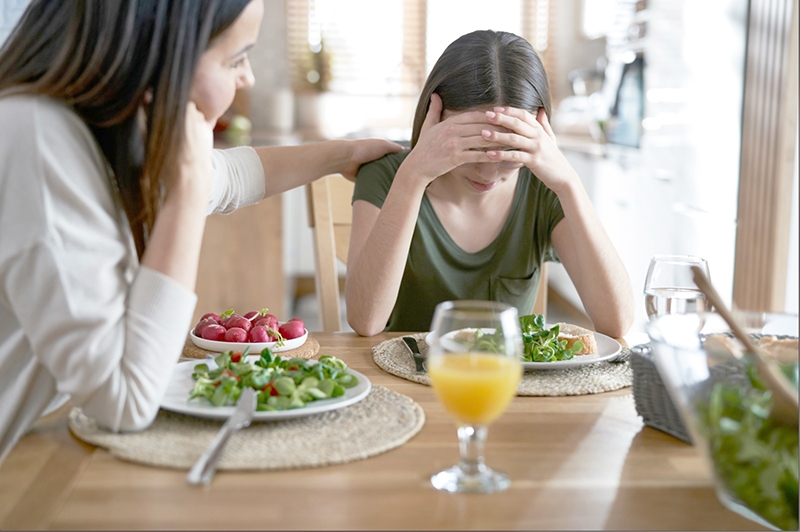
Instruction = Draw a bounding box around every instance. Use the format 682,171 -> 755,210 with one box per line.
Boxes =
691,265 -> 798,427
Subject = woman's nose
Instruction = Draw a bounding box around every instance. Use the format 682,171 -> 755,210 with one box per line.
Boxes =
237,60 -> 256,90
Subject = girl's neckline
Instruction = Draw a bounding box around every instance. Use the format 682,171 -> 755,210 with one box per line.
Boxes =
421,171 -> 525,258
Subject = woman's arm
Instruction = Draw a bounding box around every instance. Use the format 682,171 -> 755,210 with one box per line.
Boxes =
142,103 -> 213,292
0,97 -> 205,434
483,107 -> 634,337
253,139 -> 404,198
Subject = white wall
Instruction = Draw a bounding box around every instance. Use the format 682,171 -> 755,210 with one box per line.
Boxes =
0,0 -> 28,46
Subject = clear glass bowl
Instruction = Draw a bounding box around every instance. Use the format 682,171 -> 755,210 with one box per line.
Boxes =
647,311 -> 799,531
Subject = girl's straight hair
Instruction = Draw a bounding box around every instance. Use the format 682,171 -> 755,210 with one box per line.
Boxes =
411,30 -> 552,147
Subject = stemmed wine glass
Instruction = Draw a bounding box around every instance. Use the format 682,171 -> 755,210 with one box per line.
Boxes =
644,255 -> 711,321
426,300 -> 523,493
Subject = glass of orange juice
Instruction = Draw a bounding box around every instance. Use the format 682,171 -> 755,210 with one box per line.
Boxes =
427,300 -> 523,493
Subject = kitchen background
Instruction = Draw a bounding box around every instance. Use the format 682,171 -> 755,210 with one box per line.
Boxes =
2,0 -> 797,335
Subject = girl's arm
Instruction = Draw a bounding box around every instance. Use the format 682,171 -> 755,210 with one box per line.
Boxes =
483,107 -> 634,337
345,95 -> 498,335
549,191 -> 635,338
346,177 -> 427,336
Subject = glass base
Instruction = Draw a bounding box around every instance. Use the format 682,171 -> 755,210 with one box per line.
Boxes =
430,464 -> 510,493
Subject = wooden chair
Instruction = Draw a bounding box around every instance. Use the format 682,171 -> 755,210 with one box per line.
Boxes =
306,174 -> 354,332
306,174 -> 548,332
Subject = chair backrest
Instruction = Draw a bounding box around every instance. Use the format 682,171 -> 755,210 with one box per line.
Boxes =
306,174 -> 353,332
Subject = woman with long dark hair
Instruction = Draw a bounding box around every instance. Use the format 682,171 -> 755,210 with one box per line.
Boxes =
346,30 -> 634,336
0,0 -> 400,461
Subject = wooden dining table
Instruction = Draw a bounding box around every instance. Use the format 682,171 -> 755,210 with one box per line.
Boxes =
0,332 -> 765,530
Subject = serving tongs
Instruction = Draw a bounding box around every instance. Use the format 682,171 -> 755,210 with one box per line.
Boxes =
691,266 -> 798,427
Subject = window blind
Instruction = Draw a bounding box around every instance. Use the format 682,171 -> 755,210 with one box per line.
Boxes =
286,0 -> 553,97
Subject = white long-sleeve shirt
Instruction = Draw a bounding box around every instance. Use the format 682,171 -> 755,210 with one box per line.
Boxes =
0,93 -> 265,462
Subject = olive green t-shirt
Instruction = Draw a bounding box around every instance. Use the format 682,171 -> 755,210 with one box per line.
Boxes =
353,151 -> 565,332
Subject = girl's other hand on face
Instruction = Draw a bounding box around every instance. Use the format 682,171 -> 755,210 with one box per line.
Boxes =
482,106 -> 577,195
176,102 -> 215,202
403,93 -> 499,185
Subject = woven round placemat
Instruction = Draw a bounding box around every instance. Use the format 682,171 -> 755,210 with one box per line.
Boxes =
68,385 -> 424,471
373,333 -> 632,396
182,335 -> 320,360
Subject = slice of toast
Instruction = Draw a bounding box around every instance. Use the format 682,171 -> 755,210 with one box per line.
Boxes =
555,322 -> 598,355
758,336 -> 799,364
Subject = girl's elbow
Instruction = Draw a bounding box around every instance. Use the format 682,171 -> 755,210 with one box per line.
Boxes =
350,319 -> 383,337
599,310 -> 634,339
347,310 -> 383,337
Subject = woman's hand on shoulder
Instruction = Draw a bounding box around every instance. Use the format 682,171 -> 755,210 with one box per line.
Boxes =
482,107 -> 578,195
401,93 -> 498,186
339,138 -> 405,181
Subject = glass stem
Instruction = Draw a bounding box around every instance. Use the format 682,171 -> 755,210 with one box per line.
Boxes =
457,424 -> 488,475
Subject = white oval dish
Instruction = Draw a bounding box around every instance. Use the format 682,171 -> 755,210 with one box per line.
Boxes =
424,327 -> 622,370
161,358 -> 371,421
190,324 -> 308,354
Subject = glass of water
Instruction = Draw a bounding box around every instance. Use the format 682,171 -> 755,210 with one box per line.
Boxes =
643,255 -> 710,321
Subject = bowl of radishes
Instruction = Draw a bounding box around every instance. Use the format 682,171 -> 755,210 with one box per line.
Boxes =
190,309 -> 308,353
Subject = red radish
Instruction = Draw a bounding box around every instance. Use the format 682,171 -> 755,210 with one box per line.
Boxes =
201,324 -> 226,341
200,312 -> 221,324
224,327 -> 248,342
220,313 -> 241,327
194,318 -> 216,337
223,315 -> 252,333
248,326 -> 271,343
243,310 -> 260,321
265,314 -> 280,329
289,317 -> 303,322
279,320 -> 305,340
254,315 -> 278,331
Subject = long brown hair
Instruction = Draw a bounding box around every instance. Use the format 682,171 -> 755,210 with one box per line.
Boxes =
411,30 -> 552,147
0,0 -> 252,257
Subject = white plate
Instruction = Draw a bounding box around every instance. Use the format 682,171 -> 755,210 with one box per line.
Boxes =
161,358 -> 371,421
425,327 -> 622,370
189,325 -> 308,354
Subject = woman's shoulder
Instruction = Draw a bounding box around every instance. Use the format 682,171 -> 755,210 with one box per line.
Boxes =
0,90 -> 73,117
0,91 -> 93,142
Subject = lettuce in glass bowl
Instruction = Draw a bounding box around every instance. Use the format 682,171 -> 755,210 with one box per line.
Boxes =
647,311 -> 798,531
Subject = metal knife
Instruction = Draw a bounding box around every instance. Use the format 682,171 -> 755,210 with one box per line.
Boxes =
187,387 -> 256,485
401,336 -> 427,374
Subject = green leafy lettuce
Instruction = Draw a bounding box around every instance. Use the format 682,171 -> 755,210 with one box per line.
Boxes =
697,362 -> 799,530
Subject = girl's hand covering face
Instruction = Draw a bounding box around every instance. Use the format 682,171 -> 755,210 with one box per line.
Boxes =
404,93 -> 509,185
481,107 -> 577,194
